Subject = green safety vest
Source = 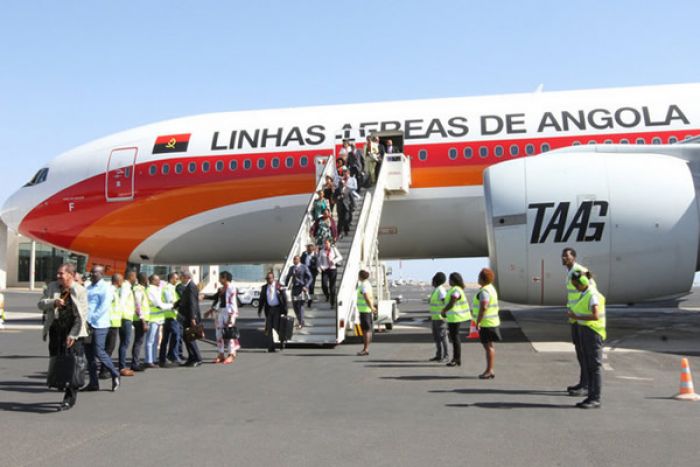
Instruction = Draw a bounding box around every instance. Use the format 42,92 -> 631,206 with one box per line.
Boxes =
120,283 -> 135,321
445,286 -> 471,323
109,285 -> 122,328
571,288 -> 606,340
147,285 -> 165,324
162,283 -> 180,320
356,280 -> 372,313
429,286 -> 447,320
472,284 -> 500,328
133,284 -> 150,322
567,263 -> 595,323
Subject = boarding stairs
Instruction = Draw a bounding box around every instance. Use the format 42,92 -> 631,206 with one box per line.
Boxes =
278,150 -> 411,345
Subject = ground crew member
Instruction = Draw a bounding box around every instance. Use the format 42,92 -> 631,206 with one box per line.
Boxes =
159,272 -> 183,367
100,274 -> 124,379
145,274 -> 171,368
428,272 -> 449,362
474,268 -> 501,379
118,272 -> 135,376
441,272 -> 471,367
562,247 -> 594,396
567,270 -> 606,409
356,269 -> 377,356
131,272 -> 150,371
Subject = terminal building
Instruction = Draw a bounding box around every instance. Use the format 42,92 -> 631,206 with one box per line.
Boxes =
0,220 -> 269,290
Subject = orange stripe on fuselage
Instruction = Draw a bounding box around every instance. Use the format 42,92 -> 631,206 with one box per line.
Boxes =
69,173 -> 314,261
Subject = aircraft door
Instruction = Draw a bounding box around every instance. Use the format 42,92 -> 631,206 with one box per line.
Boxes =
106,147 -> 137,201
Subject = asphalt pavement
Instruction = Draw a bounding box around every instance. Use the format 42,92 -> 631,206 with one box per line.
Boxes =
1,287 -> 700,467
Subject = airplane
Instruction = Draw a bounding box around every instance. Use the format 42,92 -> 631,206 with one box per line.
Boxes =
2,83 -> 700,306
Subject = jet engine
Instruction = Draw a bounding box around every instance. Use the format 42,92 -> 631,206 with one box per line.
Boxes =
483,150 -> 700,305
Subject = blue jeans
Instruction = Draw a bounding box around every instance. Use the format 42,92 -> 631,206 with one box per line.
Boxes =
85,327 -> 119,386
159,318 -> 183,363
145,322 -> 161,364
118,320 -> 133,370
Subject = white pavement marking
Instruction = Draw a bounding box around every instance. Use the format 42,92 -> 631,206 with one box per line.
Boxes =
603,363 -> 614,371
529,341 -> 576,353
616,375 -> 654,381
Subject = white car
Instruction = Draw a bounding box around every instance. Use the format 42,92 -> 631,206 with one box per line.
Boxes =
237,287 -> 261,308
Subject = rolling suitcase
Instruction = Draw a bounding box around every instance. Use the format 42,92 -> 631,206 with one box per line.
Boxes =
278,315 -> 295,349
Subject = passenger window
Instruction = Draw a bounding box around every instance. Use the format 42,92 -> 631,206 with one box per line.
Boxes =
448,148 -> 457,160
285,157 -> 294,168
572,141 -> 581,146
541,143 -> 550,152
652,137 -> 661,145
669,136 -> 678,144
271,157 -> 280,169
620,139 -> 629,144
636,138 -> 645,144
587,140 -> 596,145
148,165 -> 157,176
494,145 -> 504,158
509,145 -> 519,156
243,159 -> 252,170
229,160 -> 237,171
162,164 -> 170,175
300,156 -> 308,167
603,140 -> 612,145
257,158 -> 265,169
202,161 -> 210,173
188,162 -> 196,173
418,149 -> 427,161
463,147 -> 473,159
525,144 -> 534,155
479,146 -> 488,158
215,161 -> 224,172
174,163 -> 183,174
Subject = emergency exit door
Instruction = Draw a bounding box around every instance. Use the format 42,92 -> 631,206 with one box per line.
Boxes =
106,147 -> 137,201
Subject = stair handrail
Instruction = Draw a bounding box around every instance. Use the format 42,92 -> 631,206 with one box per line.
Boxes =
279,155 -> 337,284
335,163 -> 389,338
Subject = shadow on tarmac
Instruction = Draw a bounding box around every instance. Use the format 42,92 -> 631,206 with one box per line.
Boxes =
0,401 -> 62,413
0,354 -> 46,360
364,363 -> 443,368
431,388 -> 570,397
0,380 -> 54,394
381,375 -> 477,381
447,402 -> 575,409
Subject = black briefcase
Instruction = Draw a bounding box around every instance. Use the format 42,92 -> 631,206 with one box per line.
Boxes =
47,349 -> 86,389
278,315 -> 295,342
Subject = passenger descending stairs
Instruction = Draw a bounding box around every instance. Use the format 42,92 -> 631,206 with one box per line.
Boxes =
278,149 -> 411,345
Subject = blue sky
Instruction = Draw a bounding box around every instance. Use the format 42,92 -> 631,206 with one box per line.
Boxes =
1,1 -> 699,280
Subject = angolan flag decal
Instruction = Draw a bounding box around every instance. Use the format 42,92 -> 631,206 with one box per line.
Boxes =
153,133 -> 191,154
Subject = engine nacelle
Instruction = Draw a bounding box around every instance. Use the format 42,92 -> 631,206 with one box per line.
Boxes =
483,152 -> 699,305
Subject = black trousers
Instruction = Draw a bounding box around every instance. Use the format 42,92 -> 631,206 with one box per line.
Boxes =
321,269 -> 337,305
48,324 -> 83,406
579,325 -> 603,401
571,323 -> 588,387
185,339 -> 202,363
308,269 -> 318,300
447,322 -> 462,363
131,319 -> 146,369
266,305 -> 283,350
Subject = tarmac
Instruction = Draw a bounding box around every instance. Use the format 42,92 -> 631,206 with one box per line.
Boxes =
1,286 -> 700,467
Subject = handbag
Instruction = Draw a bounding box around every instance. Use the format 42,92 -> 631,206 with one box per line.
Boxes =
47,347 -> 86,389
184,323 -> 205,343
222,326 -> 240,340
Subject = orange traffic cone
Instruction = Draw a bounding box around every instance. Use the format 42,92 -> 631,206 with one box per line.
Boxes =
674,358 -> 700,401
467,321 -> 480,340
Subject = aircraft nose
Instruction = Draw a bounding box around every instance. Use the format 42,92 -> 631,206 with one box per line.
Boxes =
1,190 -> 28,232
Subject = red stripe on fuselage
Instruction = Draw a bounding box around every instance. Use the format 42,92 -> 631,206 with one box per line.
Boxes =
19,128 -> 700,257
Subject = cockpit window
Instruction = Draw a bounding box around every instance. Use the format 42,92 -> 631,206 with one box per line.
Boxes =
24,168 -> 49,187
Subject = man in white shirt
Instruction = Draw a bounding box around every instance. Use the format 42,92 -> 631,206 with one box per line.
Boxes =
318,239 -> 340,306
258,272 -> 288,352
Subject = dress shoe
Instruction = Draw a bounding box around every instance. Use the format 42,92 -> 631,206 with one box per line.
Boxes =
446,360 -> 461,367
111,376 -> 120,392
80,385 -> 99,392
98,371 -> 111,380
576,399 -> 601,409
186,360 -> 202,367
568,388 -> 588,397
567,384 -> 584,392
145,363 -> 158,369
120,368 -> 134,377
267,348 -> 278,353
58,401 -> 73,411
478,373 -> 495,380
131,365 -> 146,372
428,356 -> 441,362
